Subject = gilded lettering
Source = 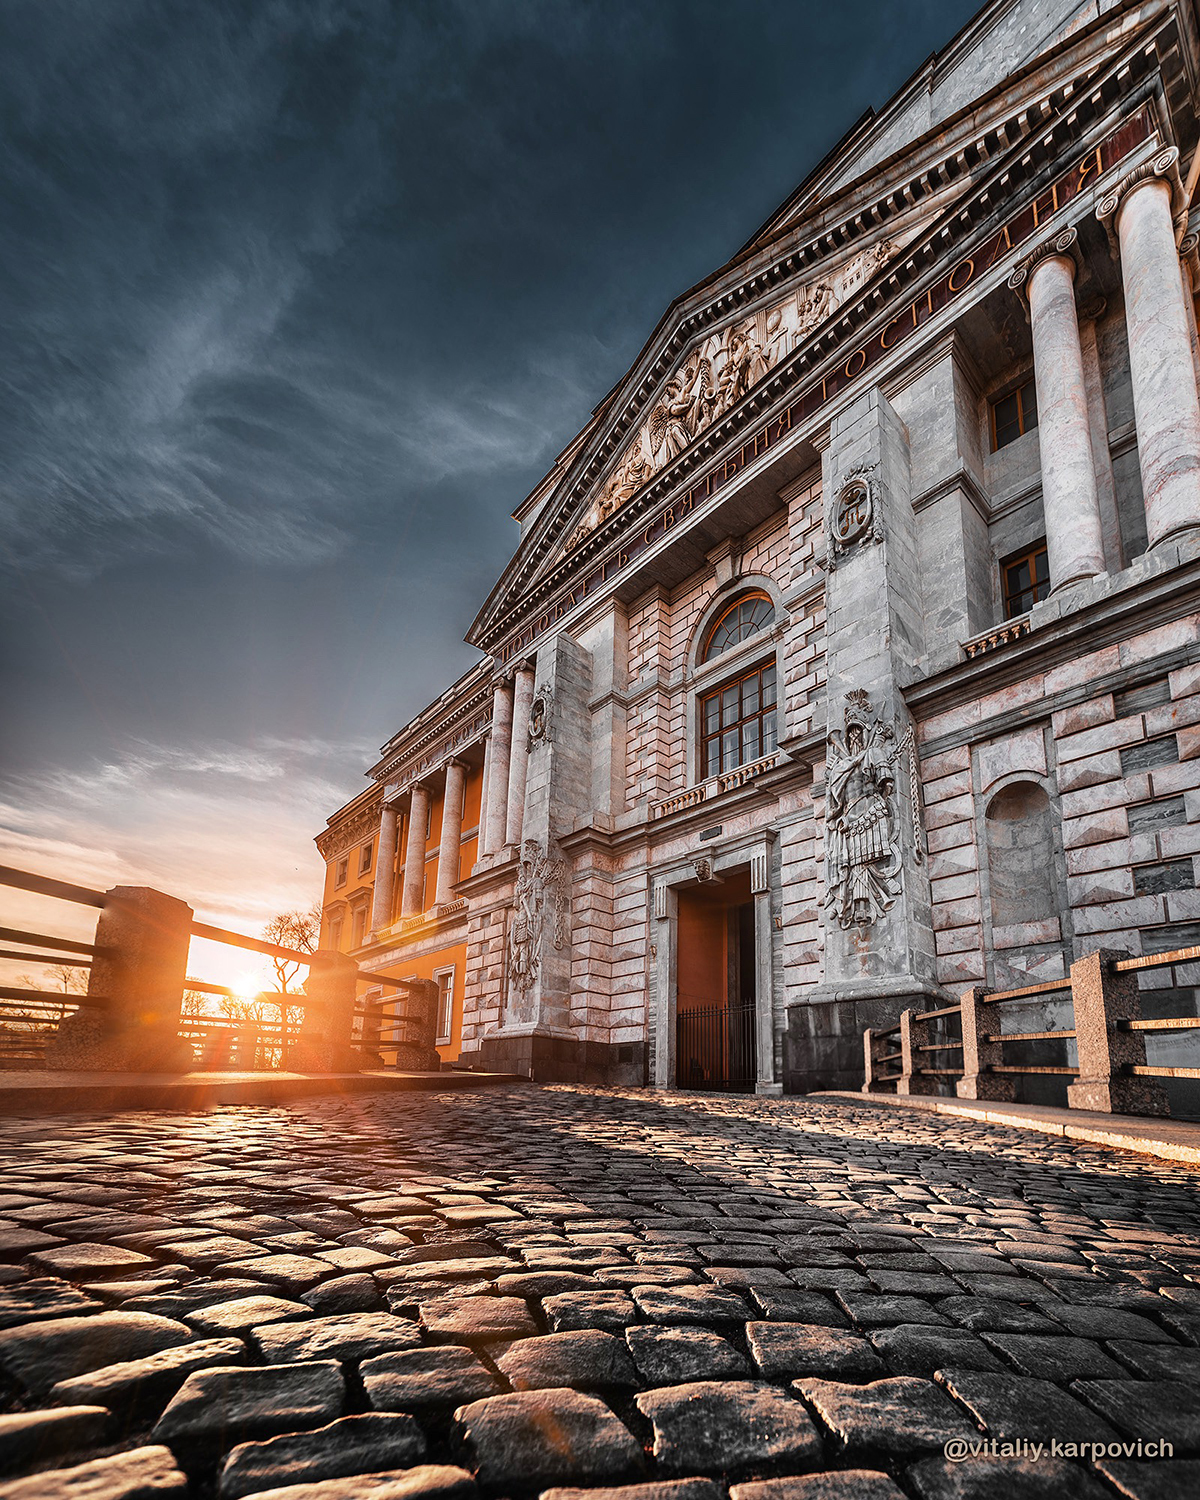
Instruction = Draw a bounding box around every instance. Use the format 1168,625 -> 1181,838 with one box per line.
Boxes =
984,224 -> 1012,269
947,256 -> 975,292
1030,183 -> 1059,226
844,347 -> 867,379
1075,145 -> 1103,191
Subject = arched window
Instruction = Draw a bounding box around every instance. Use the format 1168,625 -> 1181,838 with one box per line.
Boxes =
695,590 -> 778,779
700,592 -> 774,663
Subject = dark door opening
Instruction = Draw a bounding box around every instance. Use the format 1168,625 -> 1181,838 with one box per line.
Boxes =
676,872 -> 756,1092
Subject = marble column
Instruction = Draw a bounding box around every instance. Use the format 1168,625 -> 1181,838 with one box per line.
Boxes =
434,759 -> 467,907
1025,246 -> 1106,591
1108,171 -> 1200,548
369,803 -> 400,933
504,665 -> 536,849
399,782 -> 431,918
481,680 -> 513,856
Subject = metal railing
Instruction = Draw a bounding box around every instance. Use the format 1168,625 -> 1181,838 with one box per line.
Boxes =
0,865 -> 439,1074
863,943 -> 1200,1117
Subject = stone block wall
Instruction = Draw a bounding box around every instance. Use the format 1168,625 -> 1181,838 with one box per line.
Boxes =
918,617 -> 1200,1011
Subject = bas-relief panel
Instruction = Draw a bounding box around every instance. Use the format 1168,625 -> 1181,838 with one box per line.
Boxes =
564,236 -> 914,552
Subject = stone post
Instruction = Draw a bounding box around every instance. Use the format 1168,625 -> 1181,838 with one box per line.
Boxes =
861,1028 -> 877,1092
481,679 -> 514,856
289,950 -> 361,1073
956,986 -> 1016,1101
390,979 -> 440,1072
1066,948 -> 1170,1116
1024,244 -> 1106,591
434,759 -> 467,907
46,886 -> 194,1072
1102,161 -> 1200,550
896,1009 -> 939,1095
370,803 -> 400,933
399,783 -> 431,918
505,665 -> 535,848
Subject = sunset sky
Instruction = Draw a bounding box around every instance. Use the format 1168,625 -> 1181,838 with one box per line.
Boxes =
1,0 -> 976,991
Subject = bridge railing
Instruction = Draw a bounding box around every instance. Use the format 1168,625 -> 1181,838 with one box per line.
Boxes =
0,866 -> 438,1074
862,943 -> 1200,1117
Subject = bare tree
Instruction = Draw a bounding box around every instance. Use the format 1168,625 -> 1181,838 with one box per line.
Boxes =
262,904 -> 320,1058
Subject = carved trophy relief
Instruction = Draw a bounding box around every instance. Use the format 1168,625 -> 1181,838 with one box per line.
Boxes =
565,238 -> 904,553
823,690 -> 922,930
505,839 -> 570,997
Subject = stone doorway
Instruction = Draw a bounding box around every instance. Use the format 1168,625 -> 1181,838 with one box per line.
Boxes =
675,870 -> 756,1091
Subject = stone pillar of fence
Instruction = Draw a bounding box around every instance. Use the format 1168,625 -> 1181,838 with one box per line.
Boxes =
956,986 -> 1016,1101
861,1028 -> 898,1093
391,979 -> 440,1072
896,1009 -> 939,1095
1066,948 -> 1170,1116
287,951 -> 361,1074
46,886 -> 194,1072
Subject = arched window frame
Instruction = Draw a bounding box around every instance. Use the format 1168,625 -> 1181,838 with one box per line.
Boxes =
686,578 -> 787,787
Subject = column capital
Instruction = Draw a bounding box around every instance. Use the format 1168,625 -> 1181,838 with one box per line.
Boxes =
1096,146 -> 1182,241
1006,226 -> 1080,301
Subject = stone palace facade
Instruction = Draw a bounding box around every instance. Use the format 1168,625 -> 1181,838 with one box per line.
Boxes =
317,0 -> 1200,1096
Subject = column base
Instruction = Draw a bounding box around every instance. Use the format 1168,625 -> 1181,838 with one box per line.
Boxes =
1148,521 -> 1200,555
1048,567 -> 1105,598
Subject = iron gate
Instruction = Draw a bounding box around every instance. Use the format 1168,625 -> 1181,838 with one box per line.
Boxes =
676,1000 -> 756,1091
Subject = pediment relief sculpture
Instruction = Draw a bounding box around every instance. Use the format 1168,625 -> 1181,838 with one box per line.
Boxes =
563,235 -> 906,554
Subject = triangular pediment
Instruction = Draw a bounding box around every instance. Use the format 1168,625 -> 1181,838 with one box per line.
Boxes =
550,226 -> 929,561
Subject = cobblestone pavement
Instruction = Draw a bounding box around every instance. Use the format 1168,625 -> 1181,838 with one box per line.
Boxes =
1,1086 -> 1199,1500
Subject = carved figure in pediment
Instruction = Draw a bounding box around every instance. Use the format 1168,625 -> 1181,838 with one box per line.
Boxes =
797,280 -> 834,340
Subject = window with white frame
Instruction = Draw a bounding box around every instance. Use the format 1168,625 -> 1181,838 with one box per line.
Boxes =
695,589 -> 779,779
433,966 -> 455,1045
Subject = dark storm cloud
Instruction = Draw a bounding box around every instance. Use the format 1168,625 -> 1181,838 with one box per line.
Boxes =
0,0 -> 978,926
1,0 -> 977,580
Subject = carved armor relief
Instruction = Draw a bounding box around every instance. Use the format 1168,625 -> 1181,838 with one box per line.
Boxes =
563,235 -> 915,554
823,691 -> 922,929
505,839 -> 569,999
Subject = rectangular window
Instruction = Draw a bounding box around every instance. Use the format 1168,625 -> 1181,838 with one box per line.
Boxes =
329,917 -> 343,951
334,858 -> 348,889
358,840 -> 374,875
1001,542 -> 1049,618
433,967 -> 455,1045
351,907 -> 367,948
991,378 -> 1038,450
700,662 -> 778,778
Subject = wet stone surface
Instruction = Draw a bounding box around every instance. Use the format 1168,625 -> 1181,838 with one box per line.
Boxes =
0,1084 -> 1197,1497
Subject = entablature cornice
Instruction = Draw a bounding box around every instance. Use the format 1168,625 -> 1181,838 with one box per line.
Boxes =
370,675 -> 493,789
315,800 -> 382,861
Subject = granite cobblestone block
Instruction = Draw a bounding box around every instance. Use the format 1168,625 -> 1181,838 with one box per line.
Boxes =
1,1086 -> 1198,1494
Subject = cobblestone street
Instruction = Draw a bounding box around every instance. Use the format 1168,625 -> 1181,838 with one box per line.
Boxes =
1,1086 -> 1198,1500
